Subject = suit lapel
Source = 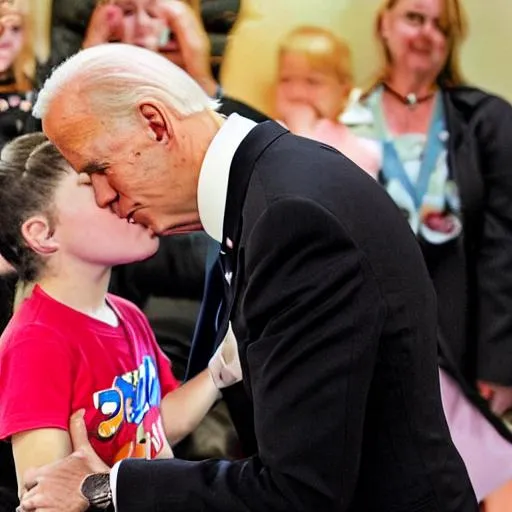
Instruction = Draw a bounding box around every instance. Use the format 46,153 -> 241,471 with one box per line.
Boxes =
222,120 -> 287,253
220,120 -> 288,324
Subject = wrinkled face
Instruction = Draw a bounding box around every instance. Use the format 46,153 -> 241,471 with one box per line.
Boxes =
50,168 -> 159,268
276,51 -> 349,120
0,12 -> 24,73
115,0 -> 166,51
380,0 -> 449,79
43,105 -> 202,238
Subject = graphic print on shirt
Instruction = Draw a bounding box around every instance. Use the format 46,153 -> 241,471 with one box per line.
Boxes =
89,355 -> 166,462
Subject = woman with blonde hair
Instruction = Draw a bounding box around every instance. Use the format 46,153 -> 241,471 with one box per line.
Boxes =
275,25 -> 380,175
0,0 -> 36,141
350,0 -> 512,507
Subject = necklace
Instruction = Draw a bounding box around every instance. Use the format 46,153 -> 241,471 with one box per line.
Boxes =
382,82 -> 436,109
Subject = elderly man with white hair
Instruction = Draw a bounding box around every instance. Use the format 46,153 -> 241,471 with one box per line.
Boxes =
18,43 -> 477,512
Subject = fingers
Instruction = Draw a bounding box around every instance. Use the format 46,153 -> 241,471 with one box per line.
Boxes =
19,485 -> 46,511
23,468 -> 42,494
69,410 -> 110,472
490,391 -> 512,416
157,1 -> 204,45
69,409 -> 89,452
83,3 -> 124,48
478,381 -> 512,416
221,324 -> 238,364
157,1 -> 210,65
208,324 -> 243,388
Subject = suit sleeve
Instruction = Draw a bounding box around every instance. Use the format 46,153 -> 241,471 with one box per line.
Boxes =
116,197 -> 386,512
474,96 -> 512,385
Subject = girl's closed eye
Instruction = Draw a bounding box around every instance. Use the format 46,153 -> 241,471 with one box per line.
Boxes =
77,173 -> 92,186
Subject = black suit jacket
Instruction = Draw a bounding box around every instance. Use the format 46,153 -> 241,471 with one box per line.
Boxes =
117,122 -> 477,511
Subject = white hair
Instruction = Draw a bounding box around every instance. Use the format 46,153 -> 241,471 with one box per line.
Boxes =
33,43 -> 219,122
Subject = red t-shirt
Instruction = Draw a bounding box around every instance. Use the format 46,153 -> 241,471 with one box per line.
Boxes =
0,285 -> 179,466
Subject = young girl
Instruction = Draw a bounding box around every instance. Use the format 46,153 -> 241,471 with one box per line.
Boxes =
275,26 -> 380,177
0,133 -> 240,497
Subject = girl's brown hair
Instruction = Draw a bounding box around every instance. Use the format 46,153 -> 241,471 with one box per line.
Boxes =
0,133 -> 71,281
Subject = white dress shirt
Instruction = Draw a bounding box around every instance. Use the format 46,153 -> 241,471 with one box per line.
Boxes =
197,113 -> 257,243
110,113 -> 257,509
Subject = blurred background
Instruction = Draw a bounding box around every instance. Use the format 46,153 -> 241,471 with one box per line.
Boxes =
30,0 -> 512,115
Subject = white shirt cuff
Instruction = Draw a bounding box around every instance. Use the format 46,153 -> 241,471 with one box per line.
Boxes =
110,460 -> 123,510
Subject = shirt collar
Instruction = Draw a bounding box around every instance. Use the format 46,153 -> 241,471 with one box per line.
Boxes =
197,113 -> 257,243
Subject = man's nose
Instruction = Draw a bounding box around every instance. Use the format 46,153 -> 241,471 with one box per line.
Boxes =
91,174 -> 119,210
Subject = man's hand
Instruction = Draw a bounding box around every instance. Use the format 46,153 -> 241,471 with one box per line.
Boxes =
82,2 -> 124,49
19,410 -> 110,512
156,0 -> 217,96
478,380 -> 512,416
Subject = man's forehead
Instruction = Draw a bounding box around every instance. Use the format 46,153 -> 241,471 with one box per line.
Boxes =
44,96 -> 105,152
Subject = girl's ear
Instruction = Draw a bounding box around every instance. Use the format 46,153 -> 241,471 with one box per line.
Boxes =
21,215 -> 60,256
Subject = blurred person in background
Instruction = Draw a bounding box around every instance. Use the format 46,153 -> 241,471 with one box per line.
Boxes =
0,0 -> 36,146
349,0 -> 512,507
82,0 -> 267,121
275,26 -> 380,177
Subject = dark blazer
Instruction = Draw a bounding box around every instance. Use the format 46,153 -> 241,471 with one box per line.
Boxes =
117,122 -> 477,511
435,87 -> 512,389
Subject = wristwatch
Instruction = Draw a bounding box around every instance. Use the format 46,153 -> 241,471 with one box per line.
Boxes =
80,473 -> 113,510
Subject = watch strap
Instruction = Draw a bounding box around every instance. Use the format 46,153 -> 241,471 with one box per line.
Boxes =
80,473 -> 112,510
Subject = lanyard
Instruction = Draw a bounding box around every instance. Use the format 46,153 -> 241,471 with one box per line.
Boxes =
370,87 -> 446,210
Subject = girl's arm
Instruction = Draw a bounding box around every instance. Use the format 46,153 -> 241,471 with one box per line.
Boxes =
160,326 -> 242,445
12,429 -> 72,498
160,368 -> 219,446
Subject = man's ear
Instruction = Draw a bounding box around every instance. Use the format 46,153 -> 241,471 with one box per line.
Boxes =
138,103 -> 173,144
21,216 -> 59,257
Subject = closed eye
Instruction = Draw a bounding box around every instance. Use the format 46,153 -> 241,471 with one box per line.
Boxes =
79,161 -> 110,177
77,173 -> 93,186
